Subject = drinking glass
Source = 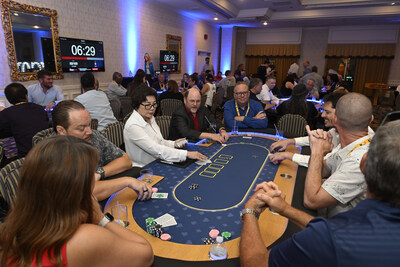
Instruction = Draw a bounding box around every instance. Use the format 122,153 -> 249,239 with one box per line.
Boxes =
111,203 -> 129,227
140,168 -> 153,184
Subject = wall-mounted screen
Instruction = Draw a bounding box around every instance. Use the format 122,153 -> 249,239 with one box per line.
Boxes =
160,50 -> 178,72
59,37 -> 105,72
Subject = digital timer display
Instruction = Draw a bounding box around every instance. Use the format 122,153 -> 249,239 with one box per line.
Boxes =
160,50 -> 178,72
59,37 -> 105,72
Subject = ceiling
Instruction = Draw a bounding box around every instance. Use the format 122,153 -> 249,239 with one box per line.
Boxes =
154,0 -> 400,28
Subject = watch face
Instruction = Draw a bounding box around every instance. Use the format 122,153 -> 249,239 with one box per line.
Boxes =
96,167 -> 104,174
105,212 -> 114,221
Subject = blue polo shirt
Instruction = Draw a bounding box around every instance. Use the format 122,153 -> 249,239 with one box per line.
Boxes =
223,99 -> 268,129
269,199 -> 400,267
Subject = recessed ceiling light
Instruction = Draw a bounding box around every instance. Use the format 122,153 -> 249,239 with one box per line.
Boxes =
213,17 -> 219,20
33,25 -> 40,29
263,21 -> 268,25
13,13 -> 18,16
391,2 -> 396,5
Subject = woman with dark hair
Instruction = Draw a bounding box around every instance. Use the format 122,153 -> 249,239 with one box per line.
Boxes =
124,84 -> 207,167
158,80 -> 184,103
0,135 -> 153,267
201,74 -> 216,109
280,73 -> 298,97
127,69 -> 146,97
277,83 -> 318,126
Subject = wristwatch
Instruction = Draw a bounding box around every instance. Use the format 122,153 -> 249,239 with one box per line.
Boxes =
240,208 -> 260,221
96,167 -> 105,180
98,212 -> 114,227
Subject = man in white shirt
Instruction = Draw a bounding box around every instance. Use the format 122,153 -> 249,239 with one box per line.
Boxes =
75,72 -> 117,131
288,62 -> 299,76
27,69 -> 64,111
257,76 -> 280,109
107,72 -> 127,101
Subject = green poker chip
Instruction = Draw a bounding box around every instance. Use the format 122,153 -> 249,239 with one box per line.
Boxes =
221,231 -> 231,240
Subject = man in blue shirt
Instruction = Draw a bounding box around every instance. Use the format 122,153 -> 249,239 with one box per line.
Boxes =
27,69 -> 64,111
224,82 -> 268,130
240,120 -> 400,267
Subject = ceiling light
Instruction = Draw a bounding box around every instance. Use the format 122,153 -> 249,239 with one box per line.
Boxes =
263,21 -> 268,26
391,2 -> 396,5
213,17 -> 219,20
33,25 -> 40,29
13,13 -> 18,16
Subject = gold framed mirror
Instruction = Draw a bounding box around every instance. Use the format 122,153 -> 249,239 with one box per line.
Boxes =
166,34 -> 181,74
1,0 -> 63,81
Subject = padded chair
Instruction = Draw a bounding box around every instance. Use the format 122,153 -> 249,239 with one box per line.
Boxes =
160,99 -> 182,116
0,158 -> 25,209
155,116 -> 172,139
120,96 -> 133,119
123,111 -> 133,127
109,99 -> 122,120
226,86 -> 235,100
380,110 -> 400,126
101,121 -> 124,148
91,118 -> 98,130
200,94 -> 207,108
32,128 -> 54,146
277,114 -> 308,138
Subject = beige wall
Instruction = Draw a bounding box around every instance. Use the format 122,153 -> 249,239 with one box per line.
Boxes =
299,28 -> 329,76
0,0 -> 219,105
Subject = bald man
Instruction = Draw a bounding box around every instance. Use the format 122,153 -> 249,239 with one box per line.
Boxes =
303,92 -> 374,217
169,88 -> 229,143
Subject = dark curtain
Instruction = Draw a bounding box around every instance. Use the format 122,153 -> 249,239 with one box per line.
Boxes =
353,57 -> 391,95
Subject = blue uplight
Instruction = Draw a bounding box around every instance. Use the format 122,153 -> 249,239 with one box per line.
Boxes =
220,25 -> 233,74
120,0 -> 141,75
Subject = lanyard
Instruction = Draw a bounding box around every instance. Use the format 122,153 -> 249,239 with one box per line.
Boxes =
235,101 -> 250,117
346,138 -> 371,156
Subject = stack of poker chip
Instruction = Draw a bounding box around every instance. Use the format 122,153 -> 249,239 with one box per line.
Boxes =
145,217 -> 156,235
153,224 -> 163,238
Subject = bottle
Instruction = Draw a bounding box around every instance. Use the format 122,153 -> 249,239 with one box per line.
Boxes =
128,70 -> 133,77
209,236 -> 227,260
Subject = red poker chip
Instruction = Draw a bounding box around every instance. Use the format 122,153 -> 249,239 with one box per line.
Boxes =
160,233 -> 171,241
209,229 -> 219,238
152,187 -> 158,193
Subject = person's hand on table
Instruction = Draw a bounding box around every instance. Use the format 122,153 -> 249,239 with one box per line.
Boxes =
244,189 -> 268,215
220,130 -> 230,142
126,178 -> 153,201
253,111 -> 266,120
269,152 -> 294,165
255,182 -> 288,215
45,102 -> 55,112
187,151 -> 207,161
270,138 -> 294,152
306,125 -> 333,155
210,133 -> 226,144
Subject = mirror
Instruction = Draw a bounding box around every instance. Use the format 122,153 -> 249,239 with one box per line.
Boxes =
166,34 -> 181,74
1,0 -> 63,81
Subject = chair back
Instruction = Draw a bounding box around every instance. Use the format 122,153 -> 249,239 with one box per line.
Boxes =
109,99 -> 122,120
200,94 -> 207,108
160,99 -> 182,116
226,86 -> 235,100
120,96 -> 133,118
211,91 -> 221,115
0,158 -> 24,208
380,110 -> 400,126
91,118 -> 98,130
100,121 -> 124,148
155,116 -> 172,139
123,111 -> 133,127
32,128 -> 54,146
0,142 -> 3,167
277,114 -> 308,138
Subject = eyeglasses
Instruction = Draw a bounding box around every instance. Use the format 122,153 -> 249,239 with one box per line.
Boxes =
141,103 -> 158,110
234,91 -> 249,96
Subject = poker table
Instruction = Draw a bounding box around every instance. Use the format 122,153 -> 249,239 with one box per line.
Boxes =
105,132 -> 301,265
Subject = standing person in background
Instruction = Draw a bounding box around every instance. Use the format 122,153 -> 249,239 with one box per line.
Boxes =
27,69 -> 64,111
144,53 -> 155,83
257,61 -> 275,84
302,60 -> 311,76
288,61 -> 299,76
107,72 -> 127,101
201,57 -> 215,76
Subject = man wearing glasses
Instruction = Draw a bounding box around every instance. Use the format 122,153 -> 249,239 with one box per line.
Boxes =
169,88 -> 229,143
223,82 -> 268,130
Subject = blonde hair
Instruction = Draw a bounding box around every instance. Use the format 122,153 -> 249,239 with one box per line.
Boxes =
0,136 -> 99,266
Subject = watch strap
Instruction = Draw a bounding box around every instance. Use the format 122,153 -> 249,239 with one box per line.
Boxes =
240,208 -> 259,221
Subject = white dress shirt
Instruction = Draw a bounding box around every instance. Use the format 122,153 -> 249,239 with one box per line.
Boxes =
124,110 -> 187,167
27,83 -> 64,106
75,90 -> 117,131
257,84 -> 279,105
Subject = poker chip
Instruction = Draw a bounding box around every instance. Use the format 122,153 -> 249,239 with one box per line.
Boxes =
204,238 -> 214,245
194,196 -> 202,201
153,224 -> 163,238
152,187 -> 158,193
189,184 -> 199,190
209,229 -> 220,239
221,231 -> 231,240
160,233 -> 171,241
